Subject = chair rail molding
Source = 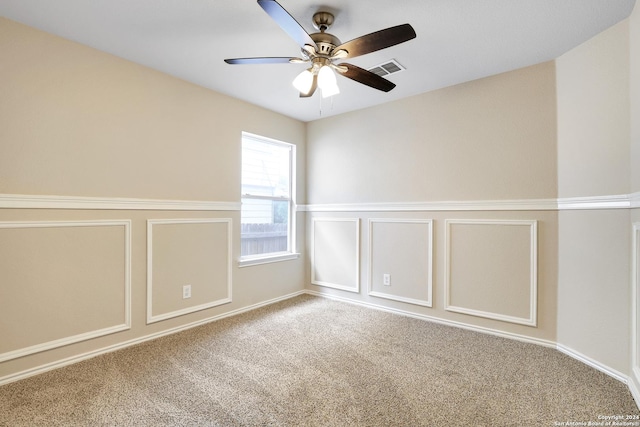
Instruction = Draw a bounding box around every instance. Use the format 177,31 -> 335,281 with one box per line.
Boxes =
0,193 -> 239,211
299,194 -> 635,212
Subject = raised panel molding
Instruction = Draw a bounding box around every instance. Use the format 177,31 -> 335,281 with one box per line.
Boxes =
367,218 -> 433,307
311,218 -> 361,293
0,220 -> 131,363
444,219 -> 538,327
146,218 -> 233,324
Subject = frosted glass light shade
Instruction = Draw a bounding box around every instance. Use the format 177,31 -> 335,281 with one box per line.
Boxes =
317,65 -> 339,98
292,69 -> 314,94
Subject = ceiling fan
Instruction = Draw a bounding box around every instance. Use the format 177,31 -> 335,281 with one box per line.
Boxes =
224,0 -> 416,98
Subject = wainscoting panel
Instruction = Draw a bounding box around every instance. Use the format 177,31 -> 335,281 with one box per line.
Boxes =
147,218 -> 232,324
311,218 -> 360,292
368,219 -> 433,307
445,219 -> 538,326
0,220 -> 131,362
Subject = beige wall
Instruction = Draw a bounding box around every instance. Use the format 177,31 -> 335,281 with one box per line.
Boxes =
0,222 -> 128,354
631,4 -> 640,194
0,18 -> 306,382
555,19 -> 632,375
311,218 -> 361,292
306,62 -> 560,343
0,17 -> 306,203
447,220 -> 536,323
368,219 -> 433,306
557,210 -> 631,373
307,61 -> 558,204
306,13 -> 637,381
148,219 -> 232,322
556,21 -> 630,198
307,210 -> 558,343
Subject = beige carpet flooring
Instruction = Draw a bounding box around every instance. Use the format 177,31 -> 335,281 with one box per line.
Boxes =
0,294 -> 638,426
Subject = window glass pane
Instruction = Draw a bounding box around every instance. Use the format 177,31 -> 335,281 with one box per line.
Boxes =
241,138 -> 290,198
241,198 -> 289,257
240,132 -> 294,259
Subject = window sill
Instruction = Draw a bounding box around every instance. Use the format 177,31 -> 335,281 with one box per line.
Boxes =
238,252 -> 300,268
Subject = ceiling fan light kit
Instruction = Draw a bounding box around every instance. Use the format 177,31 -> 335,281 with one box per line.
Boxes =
317,65 -> 340,97
293,60 -> 340,98
292,69 -> 314,94
224,0 -> 416,98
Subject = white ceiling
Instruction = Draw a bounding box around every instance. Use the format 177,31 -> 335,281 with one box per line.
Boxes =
1,0 -> 636,122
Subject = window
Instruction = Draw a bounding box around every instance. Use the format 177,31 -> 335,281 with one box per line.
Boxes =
240,132 -> 296,265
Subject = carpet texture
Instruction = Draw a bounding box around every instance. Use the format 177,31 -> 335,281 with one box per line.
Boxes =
0,294 -> 638,426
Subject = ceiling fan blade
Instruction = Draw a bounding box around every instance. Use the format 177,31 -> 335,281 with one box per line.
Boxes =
224,57 -> 300,65
299,74 -> 318,98
333,24 -> 416,59
338,63 -> 396,92
258,0 -> 317,50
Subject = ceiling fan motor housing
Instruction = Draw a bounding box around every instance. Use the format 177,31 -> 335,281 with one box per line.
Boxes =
311,12 -> 340,56
310,31 -> 341,56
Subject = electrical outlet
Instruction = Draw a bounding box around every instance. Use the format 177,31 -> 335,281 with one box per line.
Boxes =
182,285 -> 191,299
383,274 -> 391,286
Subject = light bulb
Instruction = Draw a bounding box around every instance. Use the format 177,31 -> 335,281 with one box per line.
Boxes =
317,65 -> 340,98
292,69 -> 314,95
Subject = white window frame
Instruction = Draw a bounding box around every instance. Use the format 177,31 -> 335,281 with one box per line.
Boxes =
239,132 -> 298,267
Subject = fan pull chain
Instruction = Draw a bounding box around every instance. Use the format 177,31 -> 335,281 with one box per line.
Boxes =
318,94 -> 336,118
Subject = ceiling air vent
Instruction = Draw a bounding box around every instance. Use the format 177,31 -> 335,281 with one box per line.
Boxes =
368,59 -> 406,77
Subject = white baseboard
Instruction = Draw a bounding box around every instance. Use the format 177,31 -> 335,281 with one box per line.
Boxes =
0,290 -> 306,387
304,290 -> 555,348
556,344 -> 628,384
629,370 -> 640,409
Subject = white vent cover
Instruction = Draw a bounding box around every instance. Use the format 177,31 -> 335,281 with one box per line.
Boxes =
367,59 -> 406,77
